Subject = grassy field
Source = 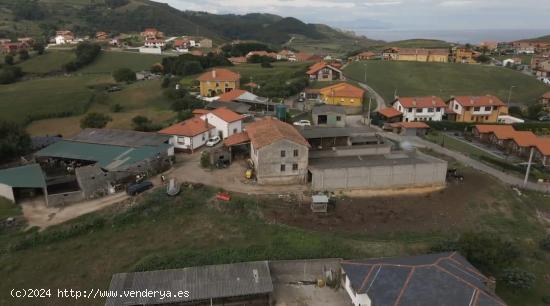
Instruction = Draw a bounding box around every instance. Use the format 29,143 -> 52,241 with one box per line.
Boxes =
16,51 -> 75,74
78,51 -> 168,74
494,54 -> 533,65
0,165 -> 548,305
369,39 -> 453,51
229,61 -> 310,82
344,60 -> 549,105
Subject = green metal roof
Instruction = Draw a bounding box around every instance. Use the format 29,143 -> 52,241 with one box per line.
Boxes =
35,141 -> 169,171
0,164 -> 46,188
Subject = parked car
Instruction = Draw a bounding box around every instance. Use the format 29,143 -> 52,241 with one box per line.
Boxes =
206,136 -> 221,147
293,120 -> 311,127
538,115 -> 550,122
127,181 -> 153,196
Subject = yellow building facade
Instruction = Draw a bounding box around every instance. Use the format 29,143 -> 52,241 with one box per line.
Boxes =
319,83 -> 365,107
197,69 -> 240,97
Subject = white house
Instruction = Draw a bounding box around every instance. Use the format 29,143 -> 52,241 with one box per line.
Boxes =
54,31 -> 75,45
199,107 -> 244,139
392,96 -> 446,122
144,39 -> 165,48
158,117 -> 215,152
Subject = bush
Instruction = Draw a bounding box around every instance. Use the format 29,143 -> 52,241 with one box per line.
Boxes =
200,151 -> 211,168
64,42 -> 101,72
110,103 -> 123,113
540,235 -> 550,251
0,66 -> 23,84
80,113 -> 112,129
177,110 -> 193,121
18,50 -> 29,61
112,68 -> 136,83
132,115 -> 152,131
151,63 -> 163,74
4,55 -> 14,65
0,120 -> 31,161
500,268 -> 536,290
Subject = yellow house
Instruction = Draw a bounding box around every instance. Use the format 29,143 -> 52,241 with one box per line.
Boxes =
319,83 -> 365,107
197,69 -> 240,97
452,47 -> 477,64
447,95 -> 508,123
385,48 -> 449,63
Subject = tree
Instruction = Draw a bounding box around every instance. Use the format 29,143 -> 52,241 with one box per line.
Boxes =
4,55 -> 14,65
33,42 -> 45,55
477,54 -> 491,64
18,50 -> 30,61
13,0 -> 45,21
151,63 -> 163,74
0,120 -> 31,162
132,115 -> 152,131
64,42 -> 101,72
112,68 -> 136,83
527,103 -> 544,119
105,0 -> 130,8
182,61 -> 203,75
177,110 -> 193,121
0,66 -> 23,84
500,268 -> 536,290
80,113 -> 112,129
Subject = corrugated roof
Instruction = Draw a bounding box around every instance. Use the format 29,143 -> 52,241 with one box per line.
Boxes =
342,252 -> 505,306
307,62 -> 341,75
35,141 -> 168,171
0,164 -> 46,188
535,138 -> 550,155
70,129 -> 169,147
247,118 -> 310,149
217,89 -> 248,102
223,132 -> 250,146
474,125 -> 515,135
105,261 -> 273,306
312,104 -> 346,115
206,101 -> 251,114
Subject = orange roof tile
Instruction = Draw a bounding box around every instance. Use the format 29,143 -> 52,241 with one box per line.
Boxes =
453,95 -> 506,107
197,69 -> 240,82
395,96 -> 446,108
511,131 -> 539,147
378,107 -> 403,118
158,117 -> 214,137
217,89 -> 248,102
208,107 -> 244,123
474,125 -> 515,134
246,117 -> 310,149
319,83 -> 365,99
391,122 -> 430,129
228,56 -> 247,64
223,132 -> 250,146
542,92 -> 550,99
535,138 -> 550,155
192,109 -> 209,116
307,62 -> 341,75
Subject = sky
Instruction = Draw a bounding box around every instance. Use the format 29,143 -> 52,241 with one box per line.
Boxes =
156,0 -> 550,31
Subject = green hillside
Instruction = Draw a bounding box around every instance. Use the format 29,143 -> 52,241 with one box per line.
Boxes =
78,51 -> 167,74
344,61 -> 549,105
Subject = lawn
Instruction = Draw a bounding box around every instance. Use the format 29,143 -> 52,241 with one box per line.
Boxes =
16,51 -> 75,74
0,166 -> 549,305
0,75 -> 111,124
229,61 -> 310,83
344,60 -> 549,105
79,51 -> 168,74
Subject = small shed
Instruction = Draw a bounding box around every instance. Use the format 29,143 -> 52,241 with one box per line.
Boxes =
390,122 -> 430,136
311,194 -> 329,213
312,104 -> 346,127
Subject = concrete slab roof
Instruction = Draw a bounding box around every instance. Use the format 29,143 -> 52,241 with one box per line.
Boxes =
308,152 -> 445,170
70,129 -> 169,148
312,104 -> 346,115
298,127 -> 377,139
0,164 -> 46,188
106,261 -> 273,306
35,140 -> 169,171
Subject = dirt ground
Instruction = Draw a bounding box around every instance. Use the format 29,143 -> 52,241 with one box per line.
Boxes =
261,167 -> 501,234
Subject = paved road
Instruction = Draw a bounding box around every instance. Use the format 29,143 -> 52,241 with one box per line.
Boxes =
380,131 -> 550,193
342,69 -> 386,112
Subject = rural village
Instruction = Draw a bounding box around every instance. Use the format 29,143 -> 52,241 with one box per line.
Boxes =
0,1 -> 550,306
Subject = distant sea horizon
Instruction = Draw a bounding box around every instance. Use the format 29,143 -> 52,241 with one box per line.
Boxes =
350,28 -> 550,44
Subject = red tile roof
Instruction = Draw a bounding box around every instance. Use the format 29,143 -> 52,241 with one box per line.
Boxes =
453,95 -> 506,107
159,117 -> 214,137
542,92 -> 550,99
535,138 -> 550,155
197,69 -> 240,82
246,117 -> 310,149
228,56 -> 247,64
395,96 -> 446,108
319,83 -> 365,99
192,109 -> 209,115
217,89 -> 248,102
378,107 -> 403,118
208,107 -> 244,123
474,125 -> 515,134
511,131 -> 539,147
223,132 -> 250,146
307,62 -> 341,75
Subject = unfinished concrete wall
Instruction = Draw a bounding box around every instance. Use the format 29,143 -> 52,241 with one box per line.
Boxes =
256,139 -> 309,185
47,191 -> 85,207
311,159 -> 447,191
76,165 -> 112,199
269,259 -> 342,283
0,183 -> 14,202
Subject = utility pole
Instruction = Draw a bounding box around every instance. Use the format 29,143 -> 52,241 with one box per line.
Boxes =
523,147 -> 534,187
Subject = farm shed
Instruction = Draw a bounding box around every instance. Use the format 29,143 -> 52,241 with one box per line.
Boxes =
308,151 -> 447,191
105,261 -> 273,306
0,164 -> 47,204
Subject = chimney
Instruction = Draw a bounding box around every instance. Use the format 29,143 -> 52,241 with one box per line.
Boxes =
204,117 -> 209,128
212,70 -> 216,78
484,277 -> 496,293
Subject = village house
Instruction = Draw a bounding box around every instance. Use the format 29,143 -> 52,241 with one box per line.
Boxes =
295,52 -> 322,62
95,32 -> 109,40
502,58 -> 522,67
383,47 -> 449,62
276,49 -> 294,61
319,83 -> 364,107
197,38 -> 213,48
389,121 -> 431,136
513,41 -> 536,54
534,60 -> 550,81
228,56 -> 247,65
311,105 -> 346,127
1,42 -> 28,54
341,252 -> 506,306
307,62 -> 344,81
143,39 -> 165,48
452,47 -> 477,64
447,95 -> 508,123
348,51 -> 377,61
0,38 -> 11,45
480,41 -> 498,51
54,30 -> 75,45
197,68 -> 241,97
140,28 -> 163,39
393,96 -> 446,122
224,118 -> 310,185
531,53 -> 550,70
159,117 -> 215,152
376,107 -> 403,123
199,107 -> 244,139
540,92 -> 550,107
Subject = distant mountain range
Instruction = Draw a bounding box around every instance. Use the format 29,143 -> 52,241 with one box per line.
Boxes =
0,0 -> 378,48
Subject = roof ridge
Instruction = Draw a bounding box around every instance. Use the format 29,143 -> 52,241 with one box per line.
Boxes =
358,264 -> 376,292
394,266 -> 416,306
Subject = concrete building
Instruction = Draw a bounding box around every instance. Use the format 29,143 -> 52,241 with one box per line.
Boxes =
383,48 -> 449,62
308,151 -> 447,191
106,261 -> 273,306
393,96 -> 446,122
341,252 -> 506,306
312,104 -> 346,127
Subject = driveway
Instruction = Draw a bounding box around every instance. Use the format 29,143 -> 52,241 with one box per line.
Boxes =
380,131 -> 550,193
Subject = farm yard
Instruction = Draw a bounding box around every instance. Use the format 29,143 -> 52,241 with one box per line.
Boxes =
344,60 -> 549,104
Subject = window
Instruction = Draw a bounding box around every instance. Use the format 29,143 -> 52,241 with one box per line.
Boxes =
418,108 -> 424,113
436,107 -> 441,112
293,149 -> 299,157
408,108 -> 413,112
428,108 -> 434,113
485,106 -> 493,111
292,164 -> 298,171
336,116 -> 341,121
215,82 -> 220,87
202,134 -> 205,141
233,128 -> 238,134
280,164 -> 286,172
454,104 -> 459,110
281,150 -> 286,157
474,107 -> 481,111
